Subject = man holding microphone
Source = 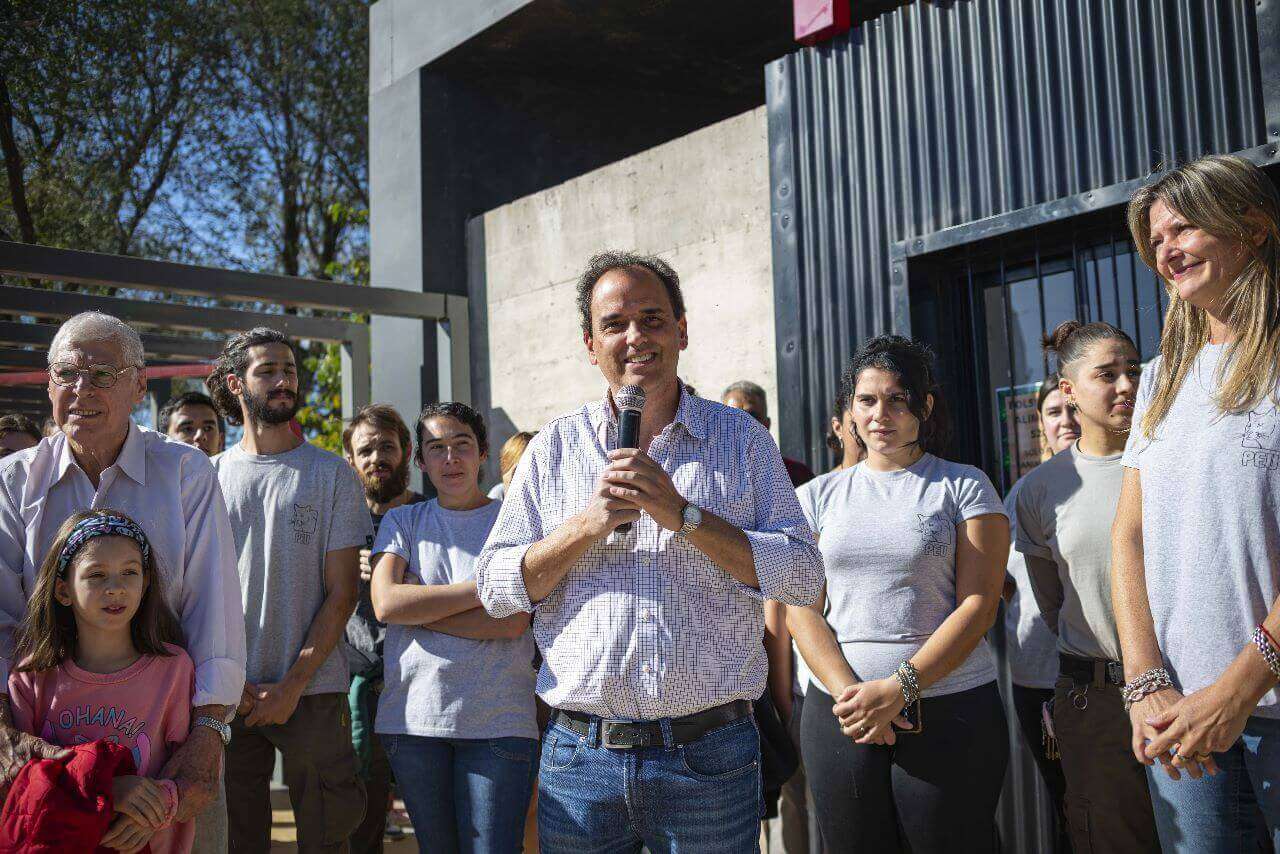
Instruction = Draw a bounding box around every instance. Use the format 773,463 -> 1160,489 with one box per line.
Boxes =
476,250 -> 823,852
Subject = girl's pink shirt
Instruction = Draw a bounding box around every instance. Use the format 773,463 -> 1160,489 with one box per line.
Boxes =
8,643 -> 196,854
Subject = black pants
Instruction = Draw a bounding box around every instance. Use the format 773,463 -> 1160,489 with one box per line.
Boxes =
801,681 -> 1008,854
1011,684 -> 1070,852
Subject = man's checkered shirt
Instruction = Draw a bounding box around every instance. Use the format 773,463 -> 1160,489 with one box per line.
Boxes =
476,387 -> 824,720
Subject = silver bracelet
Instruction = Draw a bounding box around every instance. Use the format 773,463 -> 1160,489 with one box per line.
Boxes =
895,660 -> 921,706
1121,667 -> 1173,711
1253,625 -> 1280,680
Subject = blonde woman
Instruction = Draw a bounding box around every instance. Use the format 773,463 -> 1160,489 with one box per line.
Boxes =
487,430 -> 536,499
1115,154 -> 1280,852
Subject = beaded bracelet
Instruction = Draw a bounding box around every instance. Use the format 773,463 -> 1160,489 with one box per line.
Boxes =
895,660 -> 921,706
1253,625 -> 1280,680
1121,668 -> 1173,711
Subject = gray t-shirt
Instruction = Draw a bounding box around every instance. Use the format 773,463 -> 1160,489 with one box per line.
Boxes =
1123,346 -> 1280,717
373,499 -> 538,740
1003,478 -> 1060,689
214,441 -> 373,695
800,454 -> 1005,697
1015,442 -> 1125,662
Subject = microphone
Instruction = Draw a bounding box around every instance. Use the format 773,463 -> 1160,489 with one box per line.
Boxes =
614,384 -> 646,534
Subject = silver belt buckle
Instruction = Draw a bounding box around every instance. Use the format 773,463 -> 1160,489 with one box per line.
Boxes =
1106,660 -> 1125,686
600,721 -> 651,749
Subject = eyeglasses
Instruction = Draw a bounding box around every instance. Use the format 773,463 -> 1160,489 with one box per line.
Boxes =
48,362 -> 139,389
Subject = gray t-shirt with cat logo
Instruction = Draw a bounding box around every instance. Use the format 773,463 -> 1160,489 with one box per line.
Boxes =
799,454 -> 1006,697
214,441 -> 373,695
1123,344 -> 1280,717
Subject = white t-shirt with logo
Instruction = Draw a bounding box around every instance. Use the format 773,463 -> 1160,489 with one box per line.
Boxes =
1123,345 -> 1280,716
798,454 -> 1006,698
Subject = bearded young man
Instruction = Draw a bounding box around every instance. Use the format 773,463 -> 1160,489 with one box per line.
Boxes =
208,327 -> 371,852
341,404 -> 426,853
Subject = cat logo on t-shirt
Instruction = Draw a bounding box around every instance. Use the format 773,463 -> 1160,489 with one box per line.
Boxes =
1242,406 -> 1280,471
291,503 -> 318,544
917,514 -> 951,557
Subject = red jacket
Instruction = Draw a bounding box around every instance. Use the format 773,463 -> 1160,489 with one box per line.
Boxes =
0,740 -> 141,853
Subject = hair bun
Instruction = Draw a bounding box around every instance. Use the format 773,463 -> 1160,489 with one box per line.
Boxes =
1043,320 -> 1083,354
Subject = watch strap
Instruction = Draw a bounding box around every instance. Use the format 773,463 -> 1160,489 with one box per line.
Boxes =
194,715 -> 231,746
679,502 -> 701,536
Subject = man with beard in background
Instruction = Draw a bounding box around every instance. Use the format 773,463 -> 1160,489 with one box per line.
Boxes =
341,404 -> 428,851
208,327 -> 372,852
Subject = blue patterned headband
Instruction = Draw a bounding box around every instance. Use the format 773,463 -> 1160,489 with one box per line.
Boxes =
57,515 -> 152,577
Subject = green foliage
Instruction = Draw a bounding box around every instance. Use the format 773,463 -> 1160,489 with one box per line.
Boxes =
295,342 -> 343,453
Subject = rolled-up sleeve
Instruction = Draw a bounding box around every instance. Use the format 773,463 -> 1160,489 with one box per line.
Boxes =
476,442 -> 545,619
743,427 -> 824,606
0,472 -> 27,690
179,463 -> 247,708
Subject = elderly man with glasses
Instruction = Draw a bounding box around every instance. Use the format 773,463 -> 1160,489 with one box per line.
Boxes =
0,311 -> 246,853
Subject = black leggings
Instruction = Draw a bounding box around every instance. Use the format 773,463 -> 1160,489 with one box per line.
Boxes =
801,681 -> 1009,854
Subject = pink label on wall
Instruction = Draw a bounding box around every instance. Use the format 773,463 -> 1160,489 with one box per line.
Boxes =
794,0 -> 851,45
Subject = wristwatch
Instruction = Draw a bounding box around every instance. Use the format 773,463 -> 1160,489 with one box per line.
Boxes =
194,716 -> 232,746
679,502 -> 702,537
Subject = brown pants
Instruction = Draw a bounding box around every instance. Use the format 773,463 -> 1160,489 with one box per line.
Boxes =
1053,673 -> 1160,854
227,693 -> 366,854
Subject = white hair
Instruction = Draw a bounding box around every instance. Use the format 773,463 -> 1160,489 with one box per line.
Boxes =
48,312 -> 145,367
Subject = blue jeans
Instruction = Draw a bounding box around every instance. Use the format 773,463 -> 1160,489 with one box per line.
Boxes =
1146,715 -> 1280,852
382,733 -> 538,854
537,714 -> 762,854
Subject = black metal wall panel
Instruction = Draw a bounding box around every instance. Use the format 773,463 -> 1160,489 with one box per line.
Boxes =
768,0 -> 1270,469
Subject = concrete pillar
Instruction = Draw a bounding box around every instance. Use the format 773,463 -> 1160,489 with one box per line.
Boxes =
369,4 -> 428,489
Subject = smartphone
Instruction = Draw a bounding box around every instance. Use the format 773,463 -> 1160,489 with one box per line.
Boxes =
899,699 -> 923,734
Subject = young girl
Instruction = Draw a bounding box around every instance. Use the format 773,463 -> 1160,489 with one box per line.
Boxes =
788,335 -> 1010,854
9,509 -> 195,854
370,402 -> 537,854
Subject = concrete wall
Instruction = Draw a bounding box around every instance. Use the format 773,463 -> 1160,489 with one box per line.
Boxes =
476,106 -> 776,469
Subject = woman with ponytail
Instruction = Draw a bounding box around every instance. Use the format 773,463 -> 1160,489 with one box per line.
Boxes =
1115,154 -> 1280,851
1014,320 -> 1155,853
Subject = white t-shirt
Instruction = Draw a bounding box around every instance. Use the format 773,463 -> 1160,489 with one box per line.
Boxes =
798,454 -> 1006,697
1123,345 -> 1280,717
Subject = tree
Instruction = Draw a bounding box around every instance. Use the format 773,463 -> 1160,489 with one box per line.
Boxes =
173,0 -> 371,451
2,0 -> 371,452
0,0 -> 229,257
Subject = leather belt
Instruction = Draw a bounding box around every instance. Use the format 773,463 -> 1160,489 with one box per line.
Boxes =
1060,653 -> 1125,687
552,699 -> 752,749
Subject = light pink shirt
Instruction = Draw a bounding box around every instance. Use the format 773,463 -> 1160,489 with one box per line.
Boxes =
0,422 -> 246,707
8,644 -> 196,853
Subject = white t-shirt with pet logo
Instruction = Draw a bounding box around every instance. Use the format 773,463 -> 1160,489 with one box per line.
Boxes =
799,454 -> 1006,698
1123,344 -> 1280,717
